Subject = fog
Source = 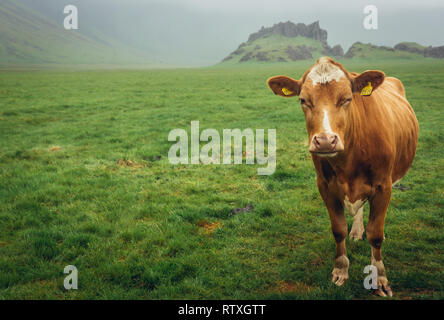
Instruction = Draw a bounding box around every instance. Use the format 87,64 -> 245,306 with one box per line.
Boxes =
19,0 -> 444,66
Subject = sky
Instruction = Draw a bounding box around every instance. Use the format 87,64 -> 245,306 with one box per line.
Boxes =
19,0 -> 444,66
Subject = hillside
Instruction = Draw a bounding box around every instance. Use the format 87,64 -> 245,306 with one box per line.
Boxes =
0,0 -> 152,66
344,42 -> 444,60
221,21 -> 344,64
394,42 -> 444,58
344,42 -> 424,60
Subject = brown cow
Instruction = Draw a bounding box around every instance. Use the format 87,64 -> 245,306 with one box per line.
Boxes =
267,57 -> 419,297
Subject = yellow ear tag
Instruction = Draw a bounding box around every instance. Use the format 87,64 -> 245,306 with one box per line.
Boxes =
361,82 -> 373,96
282,87 -> 294,96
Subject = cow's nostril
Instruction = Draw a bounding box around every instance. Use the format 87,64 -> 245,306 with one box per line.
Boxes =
331,135 -> 338,146
314,136 -> 320,146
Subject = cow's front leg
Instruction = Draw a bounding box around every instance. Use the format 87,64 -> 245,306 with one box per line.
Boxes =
330,211 -> 349,286
318,179 -> 349,286
367,183 -> 393,297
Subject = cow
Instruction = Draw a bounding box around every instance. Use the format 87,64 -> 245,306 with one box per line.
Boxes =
267,57 -> 419,297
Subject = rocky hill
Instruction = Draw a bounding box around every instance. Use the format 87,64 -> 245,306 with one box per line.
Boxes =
222,21 -> 444,64
221,21 -> 344,63
247,21 -> 328,44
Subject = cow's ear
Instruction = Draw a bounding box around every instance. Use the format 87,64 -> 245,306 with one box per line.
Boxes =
267,75 -> 301,98
352,70 -> 385,95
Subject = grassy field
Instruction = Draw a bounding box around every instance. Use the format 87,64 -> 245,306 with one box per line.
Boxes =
0,59 -> 443,299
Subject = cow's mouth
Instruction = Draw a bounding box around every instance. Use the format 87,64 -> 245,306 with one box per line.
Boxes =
311,151 -> 339,158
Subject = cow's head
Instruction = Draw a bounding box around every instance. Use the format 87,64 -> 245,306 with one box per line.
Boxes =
267,57 -> 385,158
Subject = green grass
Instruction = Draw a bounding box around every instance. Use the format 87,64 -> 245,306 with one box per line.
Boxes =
0,59 -> 443,299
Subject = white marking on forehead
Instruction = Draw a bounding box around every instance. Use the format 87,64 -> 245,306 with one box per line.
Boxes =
308,62 -> 345,86
322,109 -> 333,134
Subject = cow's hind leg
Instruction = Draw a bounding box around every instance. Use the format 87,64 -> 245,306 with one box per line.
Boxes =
367,183 -> 393,297
349,206 -> 364,241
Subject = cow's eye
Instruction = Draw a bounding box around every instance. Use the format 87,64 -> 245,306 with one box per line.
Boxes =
300,98 -> 312,108
300,97 -> 312,108
339,98 -> 352,106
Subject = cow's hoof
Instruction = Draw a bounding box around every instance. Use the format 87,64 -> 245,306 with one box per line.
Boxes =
375,276 -> 393,297
331,268 -> 348,287
331,255 -> 349,286
349,228 -> 364,241
331,267 -> 348,286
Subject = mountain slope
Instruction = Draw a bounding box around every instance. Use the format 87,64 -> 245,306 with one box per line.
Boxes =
0,0 -> 153,66
13,0 -> 238,67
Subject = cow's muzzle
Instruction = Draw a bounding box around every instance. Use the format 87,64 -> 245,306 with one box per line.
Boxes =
309,133 -> 344,156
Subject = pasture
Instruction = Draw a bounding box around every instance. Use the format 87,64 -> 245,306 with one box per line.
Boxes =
0,59 -> 443,299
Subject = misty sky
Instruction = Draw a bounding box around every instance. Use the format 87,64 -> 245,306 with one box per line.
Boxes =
20,0 -> 444,66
